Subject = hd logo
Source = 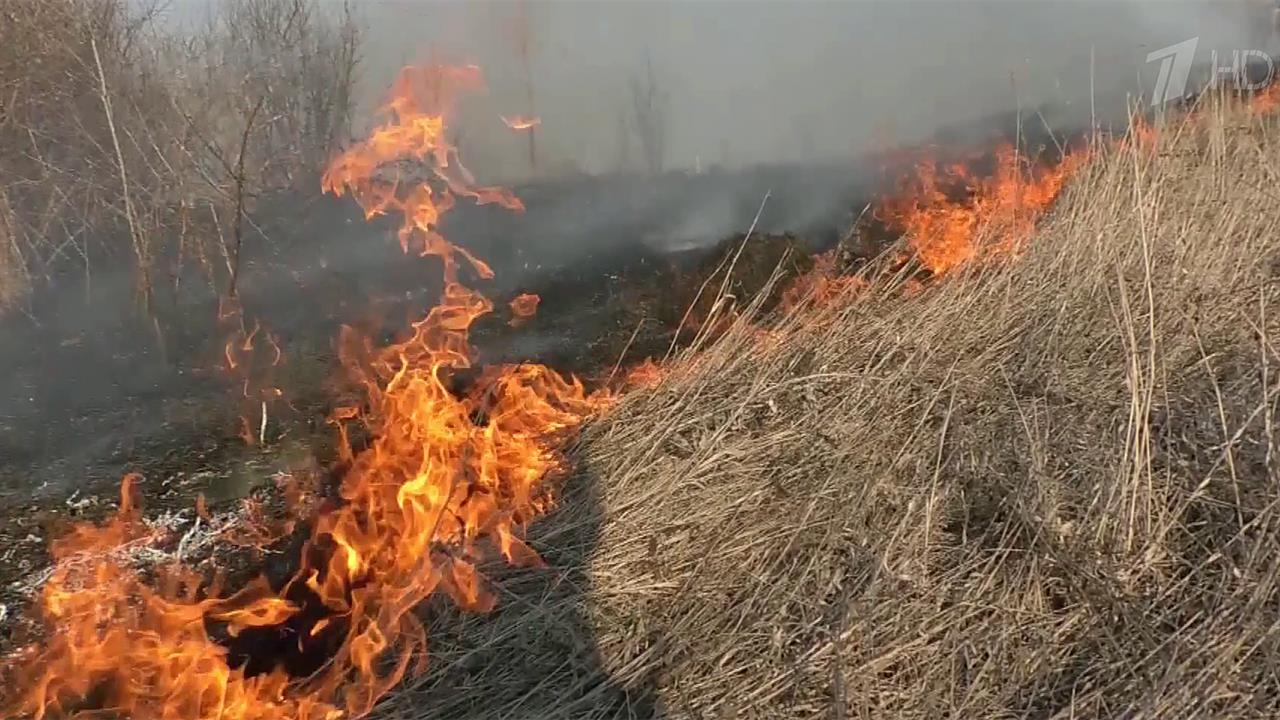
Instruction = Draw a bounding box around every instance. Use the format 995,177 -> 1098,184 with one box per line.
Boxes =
1146,36 -> 1275,109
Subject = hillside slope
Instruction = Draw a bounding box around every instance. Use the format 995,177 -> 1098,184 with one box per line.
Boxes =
580,99 -> 1280,718
371,97 -> 1280,719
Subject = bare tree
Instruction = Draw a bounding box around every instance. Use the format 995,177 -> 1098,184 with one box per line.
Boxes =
629,52 -> 668,175
614,106 -> 633,174
513,0 -> 538,175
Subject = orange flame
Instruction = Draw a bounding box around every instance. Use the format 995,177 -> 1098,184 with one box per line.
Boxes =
323,65 -> 523,266
500,114 -> 541,131
1251,82 -> 1280,114
3,63 -> 610,720
508,292 -> 540,326
1121,114 -> 1160,154
622,358 -> 664,388
781,250 -> 867,310
218,296 -> 286,446
3,476 -> 322,720
298,63 -> 612,685
878,144 -> 1087,276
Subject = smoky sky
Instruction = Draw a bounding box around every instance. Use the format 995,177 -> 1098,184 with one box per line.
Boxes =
347,1 -> 1272,180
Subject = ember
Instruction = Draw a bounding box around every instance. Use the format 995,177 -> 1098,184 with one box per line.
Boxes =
1251,81 -> 1280,114
218,296 -> 286,447
622,358 -> 664,388
508,292 -> 540,326
500,114 -> 541,131
780,249 -> 867,310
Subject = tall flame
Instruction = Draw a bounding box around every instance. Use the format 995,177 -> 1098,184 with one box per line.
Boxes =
283,62 -> 612,715
3,63 -> 609,720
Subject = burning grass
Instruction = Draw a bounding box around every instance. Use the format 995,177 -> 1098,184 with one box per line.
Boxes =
367,96 -> 1280,717
5,70 -> 1280,720
571,98 -> 1280,717
0,62 -> 620,720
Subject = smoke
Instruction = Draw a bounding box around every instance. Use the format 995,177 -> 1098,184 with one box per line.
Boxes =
3,0 -> 1269,506
354,1 -> 1272,181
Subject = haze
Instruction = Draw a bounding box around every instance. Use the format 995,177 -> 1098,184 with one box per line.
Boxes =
338,1 -> 1271,180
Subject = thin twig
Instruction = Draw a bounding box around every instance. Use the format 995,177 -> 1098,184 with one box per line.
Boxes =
91,35 -> 150,310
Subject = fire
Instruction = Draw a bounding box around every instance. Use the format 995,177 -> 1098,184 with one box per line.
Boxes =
218,471 -> 323,552
290,62 -> 610,715
777,142 -> 1087,308
0,61 -> 1103,720
3,63 -> 609,720
877,144 -> 1087,276
218,296 -> 285,446
500,114 -> 541,131
1119,114 -> 1162,155
1251,82 -> 1280,114
622,358 -> 664,388
322,64 -> 525,263
508,292 -> 540,326
3,476 -> 322,720
781,250 -> 867,310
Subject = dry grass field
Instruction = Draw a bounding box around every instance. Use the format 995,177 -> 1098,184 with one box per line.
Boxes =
370,97 -> 1280,719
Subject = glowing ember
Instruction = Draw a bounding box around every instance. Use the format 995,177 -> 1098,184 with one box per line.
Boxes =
780,250 -> 867,310
622,358 -> 664,388
508,292 -> 540,326
1251,82 -> 1280,114
1122,114 -> 1160,154
218,471 -> 323,552
2,63 -> 609,720
218,296 -> 285,446
500,114 -> 541,131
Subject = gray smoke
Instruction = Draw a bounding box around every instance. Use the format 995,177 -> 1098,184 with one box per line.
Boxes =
352,1 -> 1273,181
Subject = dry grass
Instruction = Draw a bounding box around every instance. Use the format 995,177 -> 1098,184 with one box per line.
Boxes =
371,95 -> 1280,719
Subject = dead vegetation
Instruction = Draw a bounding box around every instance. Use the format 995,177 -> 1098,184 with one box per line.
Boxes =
577,99 -> 1280,717
369,97 -> 1280,718
0,0 -> 358,313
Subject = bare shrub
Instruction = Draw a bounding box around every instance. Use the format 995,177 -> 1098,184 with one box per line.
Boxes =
0,0 -> 359,311
0,0 -> 146,294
